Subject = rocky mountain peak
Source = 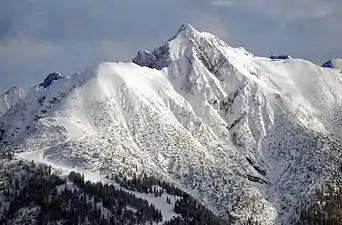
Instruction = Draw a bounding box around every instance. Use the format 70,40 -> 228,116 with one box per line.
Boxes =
40,72 -> 65,88
322,58 -> 342,70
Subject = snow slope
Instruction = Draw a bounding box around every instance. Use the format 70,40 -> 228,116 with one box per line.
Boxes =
15,150 -> 181,223
2,24 -> 342,224
0,87 -> 27,116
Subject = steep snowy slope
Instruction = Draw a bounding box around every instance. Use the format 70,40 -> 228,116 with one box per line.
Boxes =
1,24 -> 342,225
0,87 -> 27,116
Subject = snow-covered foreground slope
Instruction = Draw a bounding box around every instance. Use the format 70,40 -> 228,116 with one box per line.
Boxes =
15,150 -> 181,223
1,24 -> 342,224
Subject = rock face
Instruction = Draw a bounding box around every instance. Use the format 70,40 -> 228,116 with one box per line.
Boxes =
269,55 -> 292,60
1,24 -> 342,225
322,58 -> 342,70
40,72 -> 65,88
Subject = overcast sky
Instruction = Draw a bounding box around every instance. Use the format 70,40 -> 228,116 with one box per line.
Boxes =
1,0 -> 341,92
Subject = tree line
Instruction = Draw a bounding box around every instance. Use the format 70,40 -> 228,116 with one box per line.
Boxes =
0,158 -> 230,225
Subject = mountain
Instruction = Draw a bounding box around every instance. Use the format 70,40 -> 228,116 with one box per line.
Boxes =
1,24 -> 342,224
0,72 -> 64,117
0,87 -> 27,116
322,58 -> 342,70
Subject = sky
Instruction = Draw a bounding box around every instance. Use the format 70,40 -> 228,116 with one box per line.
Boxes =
0,0 -> 342,92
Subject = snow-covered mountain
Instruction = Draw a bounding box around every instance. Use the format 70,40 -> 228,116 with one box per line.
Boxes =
0,87 -> 27,116
1,24 -> 342,225
322,58 -> 342,70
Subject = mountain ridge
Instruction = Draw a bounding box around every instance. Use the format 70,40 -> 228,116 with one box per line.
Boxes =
322,58 -> 342,70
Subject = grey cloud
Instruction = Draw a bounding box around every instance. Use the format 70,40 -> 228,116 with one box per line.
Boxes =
0,0 -> 191,44
211,0 -> 342,22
